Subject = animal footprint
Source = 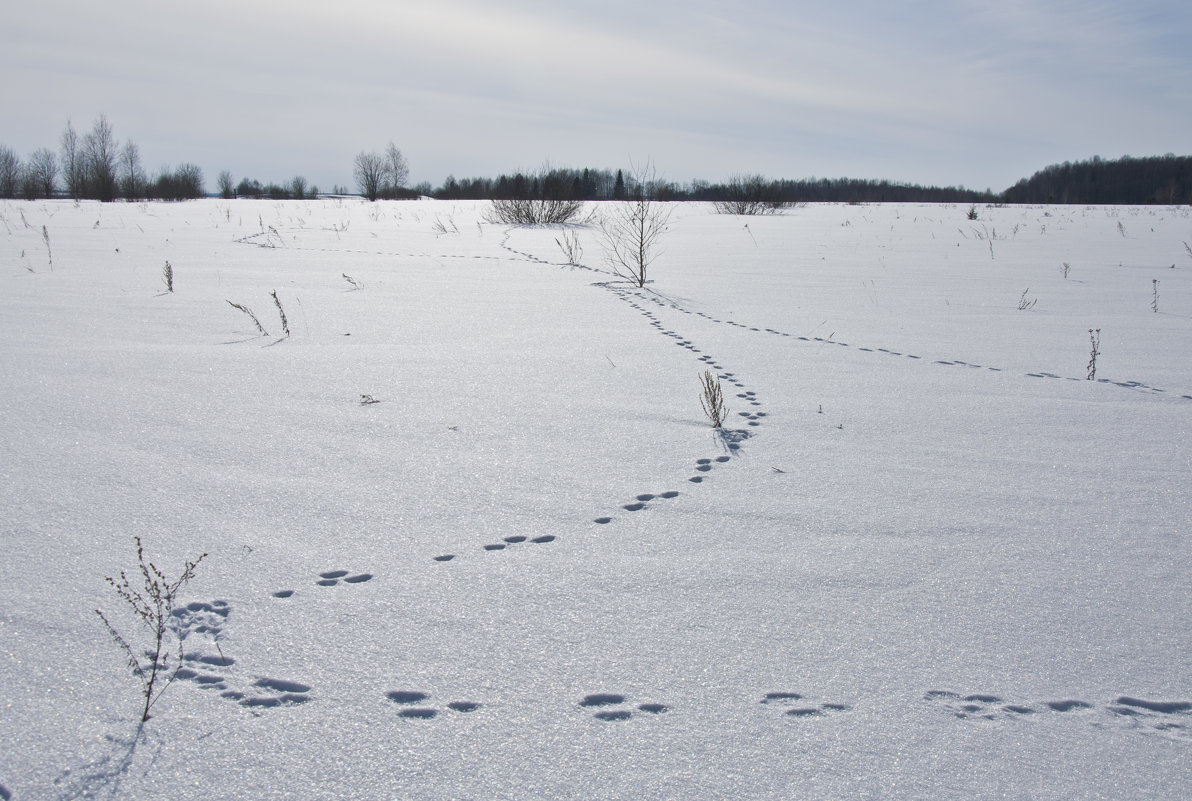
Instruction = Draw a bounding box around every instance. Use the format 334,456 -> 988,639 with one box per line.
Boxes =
170,600 -> 230,639
579,693 -> 669,721
924,691 -> 1008,720
315,569 -> 373,586
484,534 -> 555,551
386,690 -> 482,719
230,677 -> 313,709
925,690 -> 1094,721
1105,696 -> 1191,740
762,691 -> 851,718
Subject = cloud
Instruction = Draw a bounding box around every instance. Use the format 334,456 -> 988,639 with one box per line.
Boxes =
2,0 -> 1189,191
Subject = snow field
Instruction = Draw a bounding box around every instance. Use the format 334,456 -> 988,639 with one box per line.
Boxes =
1,198 -> 1190,800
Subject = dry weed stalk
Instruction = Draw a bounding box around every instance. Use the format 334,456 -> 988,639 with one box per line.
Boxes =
95,536 -> 206,722
699,370 -> 728,428
227,300 -> 269,336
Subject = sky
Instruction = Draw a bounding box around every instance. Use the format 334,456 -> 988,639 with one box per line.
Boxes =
3,0 -> 1190,194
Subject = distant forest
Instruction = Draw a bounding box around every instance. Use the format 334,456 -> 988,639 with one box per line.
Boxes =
2,115 -> 1190,205
1001,155 -> 1192,205
429,155 -> 1192,206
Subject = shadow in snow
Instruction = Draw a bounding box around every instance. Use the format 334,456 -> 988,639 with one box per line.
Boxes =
51,722 -> 150,801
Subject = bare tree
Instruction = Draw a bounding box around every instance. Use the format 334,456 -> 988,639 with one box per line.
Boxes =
599,162 -> 672,287
83,114 -> 120,201
384,142 -> 408,196
120,141 -> 147,200
0,145 -> 19,198
26,148 -> 57,197
354,151 -> 386,201
174,163 -> 204,198
60,120 -> 82,199
289,175 -> 308,200
217,170 -> 234,199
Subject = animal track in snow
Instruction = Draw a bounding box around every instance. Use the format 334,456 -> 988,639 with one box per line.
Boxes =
1105,696 -> 1192,740
232,678 -> 313,709
596,489 -> 681,523
315,569 -> 373,586
608,281 -> 1190,401
924,690 -> 1191,740
482,534 -> 557,552
386,690 -> 483,719
579,693 -> 670,721
172,599 -> 313,713
761,692 -> 852,718
170,599 -> 230,642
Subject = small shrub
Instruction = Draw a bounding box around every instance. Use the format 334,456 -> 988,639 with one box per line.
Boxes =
966,206 -> 979,220
162,260 -> 173,293
699,370 -> 728,428
484,198 -> 585,225
712,174 -> 788,215
95,536 -> 207,722
1060,262 -> 1071,280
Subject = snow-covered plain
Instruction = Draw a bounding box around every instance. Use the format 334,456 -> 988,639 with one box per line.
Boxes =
1,197 -> 1190,800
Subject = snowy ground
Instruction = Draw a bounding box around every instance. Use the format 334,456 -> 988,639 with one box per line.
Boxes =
1,197 -> 1189,800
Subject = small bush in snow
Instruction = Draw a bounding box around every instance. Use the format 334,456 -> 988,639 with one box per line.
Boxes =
712,174 -> 788,215
485,198 -> 585,225
95,536 -> 207,722
162,260 -> 173,293
699,370 -> 728,428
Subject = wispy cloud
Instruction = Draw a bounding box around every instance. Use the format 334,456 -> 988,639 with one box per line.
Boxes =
1,0 -> 1189,191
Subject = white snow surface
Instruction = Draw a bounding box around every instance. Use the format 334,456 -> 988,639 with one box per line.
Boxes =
1,198 -> 1190,800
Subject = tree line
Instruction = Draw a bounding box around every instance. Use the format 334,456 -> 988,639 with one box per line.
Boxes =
3,114 -> 1189,205
1001,154 -> 1192,205
0,116 -> 204,201
424,166 -> 998,205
